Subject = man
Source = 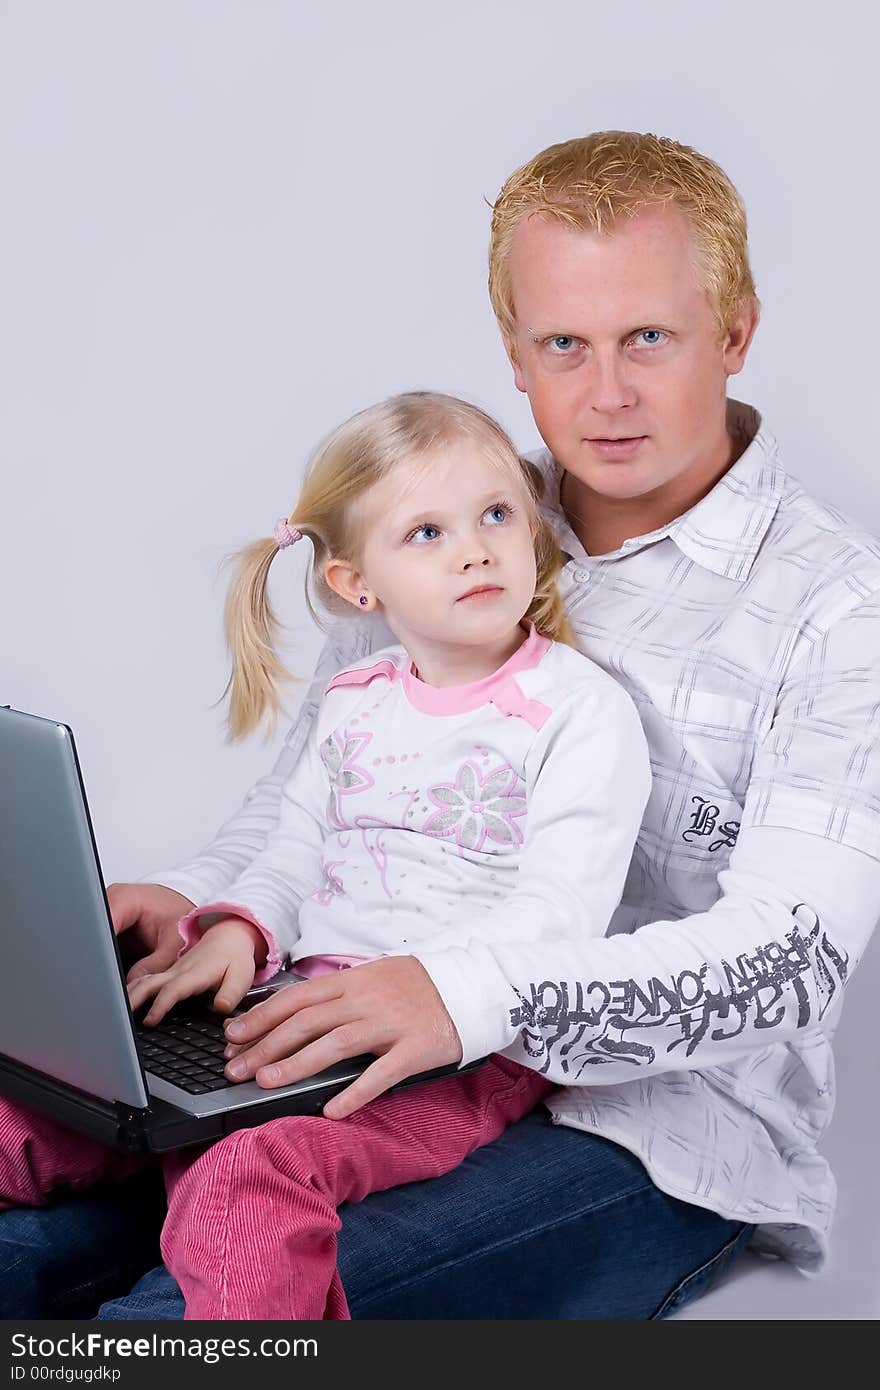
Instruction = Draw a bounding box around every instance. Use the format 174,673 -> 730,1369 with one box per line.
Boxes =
3,131 -> 879,1319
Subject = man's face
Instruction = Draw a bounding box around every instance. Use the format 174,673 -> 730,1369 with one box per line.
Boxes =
506,204 -> 755,507
354,442 -> 537,659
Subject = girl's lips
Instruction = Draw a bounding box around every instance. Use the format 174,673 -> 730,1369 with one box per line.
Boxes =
587,436 -> 648,461
457,586 -> 504,603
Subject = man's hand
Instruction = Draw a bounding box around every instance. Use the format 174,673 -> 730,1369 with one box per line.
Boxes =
222,956 -> 463,1119
127,917 -> 264,1025
107,882 -> 195,983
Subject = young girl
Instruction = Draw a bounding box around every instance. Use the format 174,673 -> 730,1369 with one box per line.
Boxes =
0,391 -> 650,1320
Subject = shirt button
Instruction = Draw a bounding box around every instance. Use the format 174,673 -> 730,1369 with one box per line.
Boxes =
573,567 -> 590,583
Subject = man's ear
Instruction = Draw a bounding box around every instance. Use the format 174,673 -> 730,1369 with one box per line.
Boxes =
722,297 -> 761,377
324,557 -> 376,612
504,335 -> 528,394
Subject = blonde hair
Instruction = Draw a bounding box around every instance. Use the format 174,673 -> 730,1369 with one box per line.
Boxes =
223,391 -> 575,740
489,130 -> 758,347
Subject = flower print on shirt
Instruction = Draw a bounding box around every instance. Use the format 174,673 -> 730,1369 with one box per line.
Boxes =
312,859 -> 348,907
422,760 -> 527,852
319,729 -> 375,829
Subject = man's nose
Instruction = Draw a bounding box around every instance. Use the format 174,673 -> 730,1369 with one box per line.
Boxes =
587,350 -> 637,415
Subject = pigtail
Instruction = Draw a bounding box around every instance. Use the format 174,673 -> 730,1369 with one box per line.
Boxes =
526,514 -> 577,649
222,534 -> 293,741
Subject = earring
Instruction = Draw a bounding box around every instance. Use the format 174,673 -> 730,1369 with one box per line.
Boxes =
359,595 -> 368,606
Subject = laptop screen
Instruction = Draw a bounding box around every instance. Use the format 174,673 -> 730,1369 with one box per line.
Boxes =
0,708 -> 149,1108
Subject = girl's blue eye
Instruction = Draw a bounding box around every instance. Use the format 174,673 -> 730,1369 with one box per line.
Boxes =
483,504 -> 508,525
408,523 -> 440,543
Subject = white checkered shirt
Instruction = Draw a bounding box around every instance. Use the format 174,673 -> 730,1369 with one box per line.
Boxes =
154,400 -> 880,1271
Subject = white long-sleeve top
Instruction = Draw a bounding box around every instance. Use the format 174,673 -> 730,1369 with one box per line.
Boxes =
148,401 -> 880,1272
178,624 -> 652,1065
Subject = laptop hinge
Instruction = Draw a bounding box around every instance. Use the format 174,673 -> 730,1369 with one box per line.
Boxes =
111,1102 -> 151,1152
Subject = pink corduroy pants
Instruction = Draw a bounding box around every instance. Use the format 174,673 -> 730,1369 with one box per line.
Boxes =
0,1057 -> 551,1319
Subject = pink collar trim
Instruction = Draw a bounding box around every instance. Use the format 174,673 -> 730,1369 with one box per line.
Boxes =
402,623 -> 551,716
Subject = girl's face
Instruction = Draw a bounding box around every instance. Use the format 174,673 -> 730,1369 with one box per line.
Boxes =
346,441 -> 538,660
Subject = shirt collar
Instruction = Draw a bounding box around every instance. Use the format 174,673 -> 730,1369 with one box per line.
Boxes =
402,621 -> 551,716
537,399 -> 786,582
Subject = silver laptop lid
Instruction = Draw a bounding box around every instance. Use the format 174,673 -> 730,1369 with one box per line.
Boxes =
0,707 -> 149,1109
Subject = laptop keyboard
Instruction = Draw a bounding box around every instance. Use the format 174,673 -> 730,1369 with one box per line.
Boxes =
135,1010 -> 236,1094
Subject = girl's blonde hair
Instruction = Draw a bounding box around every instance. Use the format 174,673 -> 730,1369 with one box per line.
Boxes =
223,391 -> 575,740
489,130 -> 758,349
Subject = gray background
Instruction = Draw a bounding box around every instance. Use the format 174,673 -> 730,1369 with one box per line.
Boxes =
1,0 -> 877,1316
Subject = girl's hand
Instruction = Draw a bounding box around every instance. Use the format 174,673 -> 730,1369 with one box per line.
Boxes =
127,916 -> 265,1026
221,956 -> 462,1118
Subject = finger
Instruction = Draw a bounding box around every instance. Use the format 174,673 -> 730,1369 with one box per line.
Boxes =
126,942 -> 181,984
224,976 -> 343,1043
141,960 -> 220,1026
212,958 -> 255,1016
141,980 -> 188,1026
106,884 -> 139,935
224,1003 -> 356,1080
248,1021 -> 378,1089
222,1035 -> 263,1060
127,973 -> 167,1012
322,1051 -> 412,1119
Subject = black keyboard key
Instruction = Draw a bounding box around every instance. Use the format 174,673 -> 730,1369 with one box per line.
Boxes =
136,1003 -> 250,1093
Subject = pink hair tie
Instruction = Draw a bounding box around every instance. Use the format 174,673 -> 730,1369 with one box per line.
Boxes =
274,518 -> 303,549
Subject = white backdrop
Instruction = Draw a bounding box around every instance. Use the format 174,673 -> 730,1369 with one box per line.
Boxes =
3,0 -> 877,880
1,0 -> 878,1318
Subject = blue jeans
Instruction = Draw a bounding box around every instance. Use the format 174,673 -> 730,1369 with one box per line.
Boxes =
0,1109 -> 752,1320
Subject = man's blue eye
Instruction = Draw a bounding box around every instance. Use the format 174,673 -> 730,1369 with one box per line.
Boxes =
636,330 -> 664,346
549,336 -> 577,352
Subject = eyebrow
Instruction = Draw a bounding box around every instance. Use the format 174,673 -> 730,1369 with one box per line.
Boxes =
393,489 -> 516,530
526,322 -> 676,340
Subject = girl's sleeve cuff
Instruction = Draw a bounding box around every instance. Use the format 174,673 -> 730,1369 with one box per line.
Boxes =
176,901 -> 283,983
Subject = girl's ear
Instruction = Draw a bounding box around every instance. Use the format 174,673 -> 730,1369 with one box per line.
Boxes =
324,557 -> 376,612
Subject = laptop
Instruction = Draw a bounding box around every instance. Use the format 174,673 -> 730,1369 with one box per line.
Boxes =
0,705 -> 476,1152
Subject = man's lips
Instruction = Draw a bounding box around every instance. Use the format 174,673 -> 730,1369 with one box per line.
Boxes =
457,585 -> 504,602
586,435 -> 648,460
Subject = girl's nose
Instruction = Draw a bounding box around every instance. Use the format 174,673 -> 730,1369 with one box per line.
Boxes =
460,552 -> 492,572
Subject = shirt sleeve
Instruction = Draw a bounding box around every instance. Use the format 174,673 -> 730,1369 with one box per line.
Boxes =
177,724 -> 332,978
139,620 -> 371,907
438,592 -> 880,1083
409,681 -> 653,1066
742,587 -> 880,856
